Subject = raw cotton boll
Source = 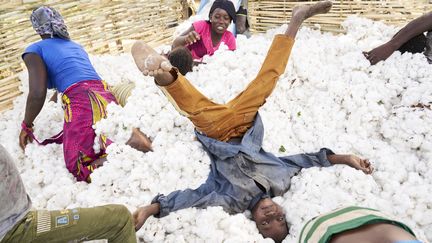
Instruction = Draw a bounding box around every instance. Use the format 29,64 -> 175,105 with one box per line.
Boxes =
41,184 -> 58,202
187,209 -> 226,241
218,42 -> 230,53
264,24 -> 286,38
420,139 -> 432,152
392,193 -> 413,213
164,235 -> 187,243
32,195 -> 47,208
46,189 -> 72,209
340,51 -> 370,71
219,213 -> 259,239
413,208 -> 432,226
90,166 -> 114,187
2,16 -> 432,242
173,115 -> 189,127
406,134 -> 424,149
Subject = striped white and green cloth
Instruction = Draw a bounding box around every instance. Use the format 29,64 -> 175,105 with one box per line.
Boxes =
298,206 -> 415,243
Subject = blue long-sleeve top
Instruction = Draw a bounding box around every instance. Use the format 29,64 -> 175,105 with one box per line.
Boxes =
152,113 -> 334,217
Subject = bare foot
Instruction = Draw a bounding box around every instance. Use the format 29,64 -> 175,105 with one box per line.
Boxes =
346,155 -> 374,174
131,41 -> 172,76
126,128 -> 153,152
292,1 -> 332,21
363,42 -> 398,65
91,157 -> 107,168
133,203 -> 160,231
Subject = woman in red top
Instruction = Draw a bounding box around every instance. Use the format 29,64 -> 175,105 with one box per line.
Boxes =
172,0 -> 237,62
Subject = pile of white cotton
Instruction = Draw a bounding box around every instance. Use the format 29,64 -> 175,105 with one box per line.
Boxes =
0,16 -> 431,242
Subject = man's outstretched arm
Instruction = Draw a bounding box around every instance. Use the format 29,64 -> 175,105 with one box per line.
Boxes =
364,12 -> 432,65
280,148 -> 373,175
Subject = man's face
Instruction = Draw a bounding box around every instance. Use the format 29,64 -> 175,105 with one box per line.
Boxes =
252,198 -> 288,242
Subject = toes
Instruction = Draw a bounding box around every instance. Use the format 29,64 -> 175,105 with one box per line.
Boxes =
362,159 -> 373,174
161,61 -> 173,71
363,51 -> 369,58
363,159 -> 370,166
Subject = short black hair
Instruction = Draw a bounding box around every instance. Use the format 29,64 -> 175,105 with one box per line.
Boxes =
398,33 -> 427,54
168,47 -> 193,75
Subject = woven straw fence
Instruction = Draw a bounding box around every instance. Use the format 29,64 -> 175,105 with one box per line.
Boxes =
1,0 -> 431,112
249,0 -> 431,33
0,0 -> 188,112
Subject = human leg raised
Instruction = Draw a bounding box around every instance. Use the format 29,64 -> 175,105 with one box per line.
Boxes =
131,41 -> 230,139
131,1 -> 332,141
215,1 -> 333,140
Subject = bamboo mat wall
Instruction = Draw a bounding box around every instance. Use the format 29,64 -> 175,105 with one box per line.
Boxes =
1,0 -> 431,112
248,0 -> 431,33
0,0 -> 185,112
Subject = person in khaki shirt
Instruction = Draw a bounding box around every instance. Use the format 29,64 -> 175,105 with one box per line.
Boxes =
0,144 -> 137,243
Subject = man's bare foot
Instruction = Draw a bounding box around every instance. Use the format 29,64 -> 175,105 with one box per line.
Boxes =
131,41 -> 172,76
126,128 -> 153,152
363,41 -> 398,65
292,1 -> 332,22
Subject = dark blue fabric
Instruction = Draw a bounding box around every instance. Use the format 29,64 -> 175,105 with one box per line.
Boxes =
23,38 -> 101,92
153,113 -> 334,217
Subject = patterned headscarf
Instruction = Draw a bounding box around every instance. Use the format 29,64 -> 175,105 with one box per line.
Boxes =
30,6 -> 70,40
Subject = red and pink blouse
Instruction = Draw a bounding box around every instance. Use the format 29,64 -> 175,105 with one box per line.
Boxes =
187,20 -> 236,61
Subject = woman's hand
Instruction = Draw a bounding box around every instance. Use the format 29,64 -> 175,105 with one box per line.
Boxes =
183,31 -> 201,45
19,127 -> 33,150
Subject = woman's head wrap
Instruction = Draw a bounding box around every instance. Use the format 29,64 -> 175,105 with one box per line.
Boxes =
30,6 -> 70,40
209,0 -> 236,23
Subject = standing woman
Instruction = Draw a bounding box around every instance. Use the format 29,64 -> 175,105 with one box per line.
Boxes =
172,0 -> 237,62
19,6 -> 151,182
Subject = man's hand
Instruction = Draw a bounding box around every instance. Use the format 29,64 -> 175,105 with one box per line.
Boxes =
345,155 -> 374,174
133,203 -> 160,231
19,128 -> 33,150
328,154 -> 374,175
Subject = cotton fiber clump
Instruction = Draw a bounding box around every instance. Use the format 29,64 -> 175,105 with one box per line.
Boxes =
1,16 -> 431,242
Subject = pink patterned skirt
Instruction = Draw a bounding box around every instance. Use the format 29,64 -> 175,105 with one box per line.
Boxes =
61,80 -> 116,182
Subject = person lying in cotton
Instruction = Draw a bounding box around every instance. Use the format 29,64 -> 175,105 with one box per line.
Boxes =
130,1 -> 373,241
0,144 -> 137,243
299,206 -> 424,243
